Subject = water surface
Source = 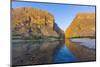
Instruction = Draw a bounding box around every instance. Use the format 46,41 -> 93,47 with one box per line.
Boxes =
12,38 -> 96,66
12,40 -> 76,65
71,38 -> 95,49
53,45 -> 77,63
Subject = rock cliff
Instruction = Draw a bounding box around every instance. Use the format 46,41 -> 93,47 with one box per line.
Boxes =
65,13 -> 95,38
12,8 -> 64,39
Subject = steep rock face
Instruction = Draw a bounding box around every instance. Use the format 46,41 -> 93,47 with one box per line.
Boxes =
65,13 -> 95,38
12,8 -> 64,39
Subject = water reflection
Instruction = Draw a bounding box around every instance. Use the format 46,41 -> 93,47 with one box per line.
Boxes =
53,45 -> 76,63
12,40 -> 66,66
12,38 -> 96,66
65,38 -> 96,62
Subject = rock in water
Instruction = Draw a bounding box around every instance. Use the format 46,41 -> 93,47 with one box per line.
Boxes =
12,8 -> 64,39
65,13 -> 95,38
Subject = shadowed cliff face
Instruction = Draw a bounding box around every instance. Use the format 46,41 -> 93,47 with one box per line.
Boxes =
12,8 -> 64,39
65,13 -> 95,38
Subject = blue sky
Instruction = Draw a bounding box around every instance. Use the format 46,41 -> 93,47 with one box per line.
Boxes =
12,1 -> 95,31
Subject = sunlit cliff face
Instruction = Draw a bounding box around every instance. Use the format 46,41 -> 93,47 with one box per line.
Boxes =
12,8 -> 64,38
65,13 -> 95,38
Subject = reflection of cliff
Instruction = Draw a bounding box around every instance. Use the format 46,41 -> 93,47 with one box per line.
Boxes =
65,39 -> 96,61
12,8 -> 64,39
65,13 -> 95,38
12,41 -> 63,65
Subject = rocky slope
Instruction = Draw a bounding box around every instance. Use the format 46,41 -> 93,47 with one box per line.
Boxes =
12,8 -> 64,39
65,13 -> 96,38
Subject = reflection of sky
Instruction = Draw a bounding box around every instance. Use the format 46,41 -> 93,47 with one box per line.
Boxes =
54,45 -> 77,63
71,39 -> 95,49
12,1 -> 95,31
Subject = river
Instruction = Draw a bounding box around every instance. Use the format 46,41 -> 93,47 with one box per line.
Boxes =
12,38 -> 96,66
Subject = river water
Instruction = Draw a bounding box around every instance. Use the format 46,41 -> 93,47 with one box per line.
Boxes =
12,38 -> 96,66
